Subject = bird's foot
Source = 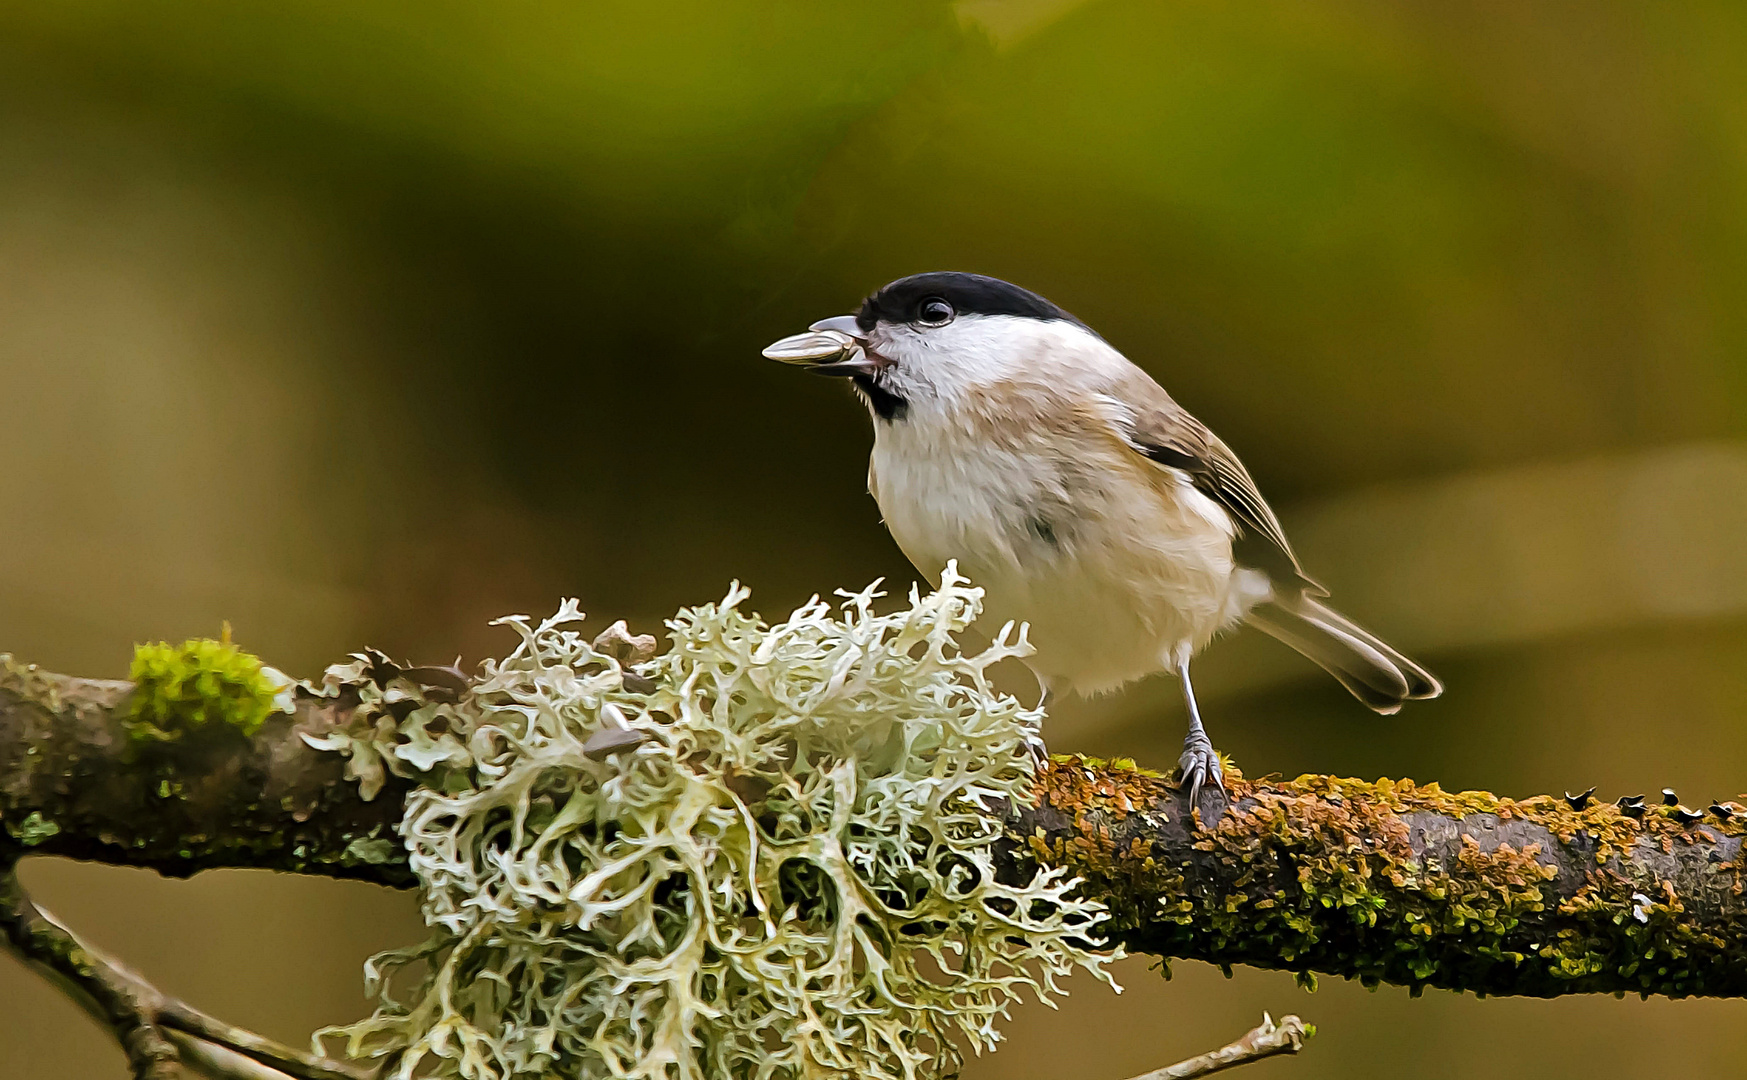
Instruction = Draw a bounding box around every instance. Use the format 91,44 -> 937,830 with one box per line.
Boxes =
1178,733 -> 1228,828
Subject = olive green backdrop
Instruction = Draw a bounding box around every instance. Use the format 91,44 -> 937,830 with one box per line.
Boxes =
4,1 -> 1747,1076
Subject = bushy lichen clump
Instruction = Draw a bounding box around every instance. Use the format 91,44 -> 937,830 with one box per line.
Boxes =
126,634 -> 293,743
311,567 -> 1116,1080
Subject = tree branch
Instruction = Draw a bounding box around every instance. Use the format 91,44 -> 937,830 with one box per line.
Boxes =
0,860 -> 371,1079
0,656 -> 414,886
1014,759 -> 1747,998
7,653 -> 1747,1004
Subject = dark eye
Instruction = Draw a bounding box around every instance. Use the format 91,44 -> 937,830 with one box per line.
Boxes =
915,297 -> 955,327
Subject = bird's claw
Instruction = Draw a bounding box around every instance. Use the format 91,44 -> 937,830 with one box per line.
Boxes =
1179,734 -> 1227,827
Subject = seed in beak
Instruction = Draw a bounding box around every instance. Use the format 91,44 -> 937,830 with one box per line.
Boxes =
762,328 -> 859,365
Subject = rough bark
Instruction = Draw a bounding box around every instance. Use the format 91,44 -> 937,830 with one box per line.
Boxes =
0,657 -> 414,887
6,656 -> 1747,999
1013,760 -> 1747,998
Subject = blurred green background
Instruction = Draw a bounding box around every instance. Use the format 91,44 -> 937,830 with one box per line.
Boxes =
5,0 -> 1747,1075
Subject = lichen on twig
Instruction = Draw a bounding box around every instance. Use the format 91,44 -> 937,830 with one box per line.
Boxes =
309,566 -> 1118,1080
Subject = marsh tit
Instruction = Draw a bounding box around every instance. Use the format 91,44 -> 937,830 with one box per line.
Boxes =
764,272 -> 1440,808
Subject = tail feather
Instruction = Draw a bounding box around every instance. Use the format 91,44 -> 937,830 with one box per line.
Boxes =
1247,595 -> 1441,714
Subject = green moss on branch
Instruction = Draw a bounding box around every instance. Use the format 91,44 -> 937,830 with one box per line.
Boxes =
1011,757 -> 1747,998
125,634 -> 288,744
0,653 -> 413,885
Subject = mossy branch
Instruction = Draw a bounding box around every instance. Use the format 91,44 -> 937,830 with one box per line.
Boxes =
1015,759 -> 1747,998
6,652 -> 1747,1002
0,654 -> 414,886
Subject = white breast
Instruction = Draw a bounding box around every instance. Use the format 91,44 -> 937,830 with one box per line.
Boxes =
869,400 -> 1259,696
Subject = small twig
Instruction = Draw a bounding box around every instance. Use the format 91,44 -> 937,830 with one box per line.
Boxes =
1,859 -> 183,1078
0,856 -> 372,1080
1123,1013 -> 1313,1080
165,1031 -> 305,1080
158,1002 -> 370,1080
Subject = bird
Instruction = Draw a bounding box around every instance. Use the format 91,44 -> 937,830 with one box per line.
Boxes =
762,271 -> 1440,810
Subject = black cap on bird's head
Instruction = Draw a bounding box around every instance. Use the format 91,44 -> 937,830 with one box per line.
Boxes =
853,272 -> 1085,333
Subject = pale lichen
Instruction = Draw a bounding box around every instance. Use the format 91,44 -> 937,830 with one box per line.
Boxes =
312,565 -> 1116,1080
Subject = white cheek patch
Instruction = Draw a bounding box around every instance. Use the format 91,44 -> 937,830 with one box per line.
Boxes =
873,314 -> 1108,408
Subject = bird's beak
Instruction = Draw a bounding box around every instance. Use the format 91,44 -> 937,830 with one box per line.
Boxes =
807,315 -> 865,338
762,315 -> 876,376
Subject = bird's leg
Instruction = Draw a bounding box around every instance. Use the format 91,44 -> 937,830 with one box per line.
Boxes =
1176,658 -> 1226,819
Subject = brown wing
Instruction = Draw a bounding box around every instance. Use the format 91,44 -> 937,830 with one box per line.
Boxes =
1116,391 -> 1318,590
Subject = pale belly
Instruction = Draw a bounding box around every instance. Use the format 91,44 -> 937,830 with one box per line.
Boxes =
870,433 -> 1267,695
